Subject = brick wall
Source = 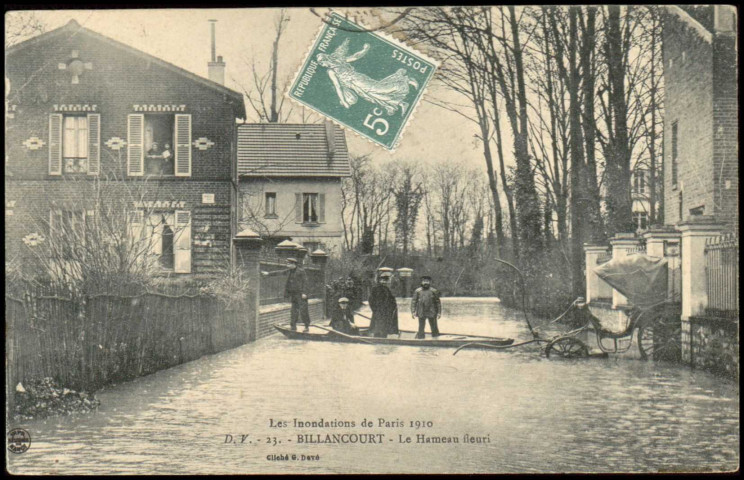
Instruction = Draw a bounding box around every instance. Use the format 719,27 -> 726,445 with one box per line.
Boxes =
662,11 -> 738,227
5,180 -> 232,276
662,12 -> 714,223
257,299 -> 325,340
6,28 -> 241,181
711,33 -> 739,229
690,316 -> 739,379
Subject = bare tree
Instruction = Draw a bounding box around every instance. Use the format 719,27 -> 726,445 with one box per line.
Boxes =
5,11 -> 46,48
391,162 -> 424,256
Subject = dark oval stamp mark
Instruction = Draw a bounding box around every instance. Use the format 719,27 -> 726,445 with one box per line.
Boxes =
7,428 -> 31,454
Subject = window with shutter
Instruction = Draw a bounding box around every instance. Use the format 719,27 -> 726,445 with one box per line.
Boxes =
295,193 -> 302,223
128,114 -> 145,176
174,114 -> 191,177
318,193 -> 326,223
87,113 -> 100,175
49,114 -> 63,175
174,210 -> 192,273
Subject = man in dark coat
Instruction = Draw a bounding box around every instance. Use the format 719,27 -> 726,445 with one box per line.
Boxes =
330,297 -> 359,335
411,275 -> 442,339
285,257 -> 310,331
368,271 -> 399,337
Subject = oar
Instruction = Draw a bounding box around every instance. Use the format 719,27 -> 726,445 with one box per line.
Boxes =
310,324 -> 378,346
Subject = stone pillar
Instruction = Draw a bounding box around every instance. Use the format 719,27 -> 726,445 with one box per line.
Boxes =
677,216 -> 725,364
642,226 -> 681,301
609,233 -> 640,308
310,249 -> 329,317
295,246 -> 309,264
584,244 -> 609,303
275,239 -> 300,261
233,228 -> 264,342
397,267 -> 413,297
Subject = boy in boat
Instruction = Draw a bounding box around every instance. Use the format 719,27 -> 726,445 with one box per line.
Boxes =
285,257 -> 310,332
368,271 -> 399,338
330,297 -> 359,335
411,275 -> 441,339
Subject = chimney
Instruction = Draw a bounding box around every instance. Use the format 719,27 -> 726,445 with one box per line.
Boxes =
208,20 -> 226,85
713,5 -> 736,34
324,121 -> 336,162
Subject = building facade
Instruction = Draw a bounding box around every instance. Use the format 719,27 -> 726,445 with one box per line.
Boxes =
236,123 -> 351,255
5,20 -> 246,278
662,5 -> 738,228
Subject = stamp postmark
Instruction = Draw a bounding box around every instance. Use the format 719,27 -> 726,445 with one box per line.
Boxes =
7,428 -> 31,454
287,12 -> 437,150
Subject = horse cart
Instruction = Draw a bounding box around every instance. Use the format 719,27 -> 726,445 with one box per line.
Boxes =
543,254 -> 682,361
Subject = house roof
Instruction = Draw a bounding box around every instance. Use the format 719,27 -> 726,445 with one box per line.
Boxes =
237,123 -> 351,177
6,19 -> 246,118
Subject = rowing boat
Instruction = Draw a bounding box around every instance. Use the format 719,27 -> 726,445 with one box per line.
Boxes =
274,324 -> 514,348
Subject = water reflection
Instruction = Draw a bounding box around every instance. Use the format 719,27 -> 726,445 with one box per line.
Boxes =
8,298 -> 739,474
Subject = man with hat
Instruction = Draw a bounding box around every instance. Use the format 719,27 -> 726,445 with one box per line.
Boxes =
411,275 -> 441,339
329,297 -> 359,335
368,270 -> 399,338
285,257 -> 310,331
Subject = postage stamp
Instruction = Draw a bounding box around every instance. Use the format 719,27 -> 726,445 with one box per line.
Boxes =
287,12 -> 437,150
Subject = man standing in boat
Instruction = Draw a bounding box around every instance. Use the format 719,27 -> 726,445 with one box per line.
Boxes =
368,271 -> 399,337
285,257 -> 310,332
411,275 -> 442,339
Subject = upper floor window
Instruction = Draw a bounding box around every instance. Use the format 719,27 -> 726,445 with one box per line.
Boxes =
49,113 -> 100,176
633,171 -> 646,195
63,116 -> 88,173
303,193 -> 318,223
128,114 -> 190,177
295,193 -> 325,225
144,115 -> 175,176
265,192 -> 277,218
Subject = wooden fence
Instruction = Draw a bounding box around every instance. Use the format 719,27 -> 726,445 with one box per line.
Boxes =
705,234 -> 739,317
6,287 -> 255,396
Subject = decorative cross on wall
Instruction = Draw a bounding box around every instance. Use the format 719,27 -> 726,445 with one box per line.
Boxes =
58,50 -> 93,84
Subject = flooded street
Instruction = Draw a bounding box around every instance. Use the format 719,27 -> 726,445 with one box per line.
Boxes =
7,298 -> 739,474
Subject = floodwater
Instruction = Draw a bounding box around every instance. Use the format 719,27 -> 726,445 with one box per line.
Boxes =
7,298 -> 739,474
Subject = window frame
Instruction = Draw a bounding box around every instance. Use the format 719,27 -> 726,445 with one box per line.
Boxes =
302,192 -> 319,224
264,192 -> 277,218
62,115 -> 89,174
143,114 -> 176,177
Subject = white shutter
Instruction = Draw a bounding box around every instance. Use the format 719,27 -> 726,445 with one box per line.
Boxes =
87,113 -> 100,175
49,114 -> 63,175
174,114 -> 191,177
174,210 -> 192,273
127,114 -> 144,176
295,193 -> 302,223
128,210 -> 144,249
318,193 -> 326,223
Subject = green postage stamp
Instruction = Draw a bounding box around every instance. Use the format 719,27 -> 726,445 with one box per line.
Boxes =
287,13 -> 438,150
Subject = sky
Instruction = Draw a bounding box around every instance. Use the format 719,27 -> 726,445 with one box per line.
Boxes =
10,8 -> 487,172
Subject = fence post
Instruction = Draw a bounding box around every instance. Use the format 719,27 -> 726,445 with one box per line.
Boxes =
234,228 -> 264,342
677,215 -> 725,365
310,249 -> 329,317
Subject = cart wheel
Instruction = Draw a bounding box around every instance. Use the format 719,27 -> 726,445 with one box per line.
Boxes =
545,337 -> 589,359
638,314 -> 682,362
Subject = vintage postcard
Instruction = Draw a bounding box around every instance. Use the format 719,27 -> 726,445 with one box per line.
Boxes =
5,6 -> 740,475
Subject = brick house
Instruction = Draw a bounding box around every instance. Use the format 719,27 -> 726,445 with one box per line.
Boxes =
5,20 -> 246,278
236,123 -> 351,254
662,5 -> 738,228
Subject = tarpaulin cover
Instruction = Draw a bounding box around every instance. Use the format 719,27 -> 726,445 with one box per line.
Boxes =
593,254 -> 668,307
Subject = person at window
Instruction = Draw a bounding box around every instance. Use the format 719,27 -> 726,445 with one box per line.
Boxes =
368,271 -> 399,338
411,275 -> 441,339
147,141 -> 161,157
330,297 -> 359,335
285,257 -> 310,332
161,143 -> 174,175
